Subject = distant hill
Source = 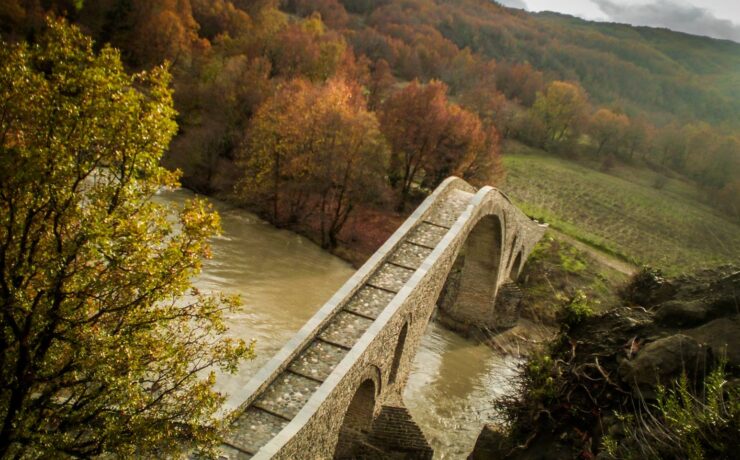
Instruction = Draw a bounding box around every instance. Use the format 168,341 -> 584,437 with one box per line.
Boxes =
532,12 -> 740,124
441,2 -> 740,126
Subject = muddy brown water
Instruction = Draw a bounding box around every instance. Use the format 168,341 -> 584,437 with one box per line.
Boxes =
155,188 -> 519,459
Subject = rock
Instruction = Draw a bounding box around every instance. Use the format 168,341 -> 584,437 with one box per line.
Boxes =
618,334 -> 709,393
468,424 -> 511,459
654,300 -> 709,327
685,315 -> 740,368
704,272 -> 740,317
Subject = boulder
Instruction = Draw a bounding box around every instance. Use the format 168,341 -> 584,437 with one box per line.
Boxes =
468,424 -> 511,459
618,334 -> 709,392
654,300 -> 709,327
685,315 -> 740,368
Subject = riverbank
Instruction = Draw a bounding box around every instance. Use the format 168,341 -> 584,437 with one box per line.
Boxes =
470,265 -> 740,459
184,179 -> 408,268
481,231 -> 629,357
502,141 -> 740,276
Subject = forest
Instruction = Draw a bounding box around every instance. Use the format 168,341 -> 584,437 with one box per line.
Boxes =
2,0 -> 738,259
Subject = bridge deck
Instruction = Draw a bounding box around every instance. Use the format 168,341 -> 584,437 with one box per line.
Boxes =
222,188 -> 474,458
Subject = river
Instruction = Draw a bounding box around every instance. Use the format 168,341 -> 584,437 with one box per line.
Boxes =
155,188 -> 519,459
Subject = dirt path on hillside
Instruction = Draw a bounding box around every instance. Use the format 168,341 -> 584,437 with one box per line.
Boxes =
549,229 -> 638,276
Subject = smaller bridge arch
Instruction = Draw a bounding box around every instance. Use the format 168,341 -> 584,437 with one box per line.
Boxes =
334,378 -> 376,459
388,322 -> 409,384
509,249 -> 524,281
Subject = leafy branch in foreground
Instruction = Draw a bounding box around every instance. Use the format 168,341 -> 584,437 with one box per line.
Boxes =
0,18 -> 252,458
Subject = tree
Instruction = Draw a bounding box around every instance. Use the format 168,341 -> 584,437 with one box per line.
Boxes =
494,61 -> 544,107
128,0 -> 209,68
379,80 -> 496,210
379,80 -> 451,209
366,58 -> 395,111
423,103 -> 487,186
238,78 -> 389,248
531,80 -> 589,150
0,20 -> 251,458
588,108 -> 629,156
623,116 -> 652,160
269,14 -> 346,81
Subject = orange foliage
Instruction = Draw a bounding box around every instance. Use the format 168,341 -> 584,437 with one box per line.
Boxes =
379,80 -> 500,209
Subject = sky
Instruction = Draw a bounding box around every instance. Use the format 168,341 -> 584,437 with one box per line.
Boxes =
497,0 -> 740,42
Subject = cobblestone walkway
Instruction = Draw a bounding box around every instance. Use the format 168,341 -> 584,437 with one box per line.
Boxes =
221,189 -> 474,458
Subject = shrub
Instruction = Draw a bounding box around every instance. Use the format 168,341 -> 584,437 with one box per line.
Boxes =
602,365 -> 739,459
559,290 -> 594,327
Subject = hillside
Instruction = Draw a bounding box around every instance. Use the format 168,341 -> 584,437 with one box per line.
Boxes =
501,141 -> 740,275
341,0 -> 740,127
528,11 -> 740,125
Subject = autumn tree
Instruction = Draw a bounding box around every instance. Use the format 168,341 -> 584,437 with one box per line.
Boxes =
623,115 -> 653,160
531,80 -> 589,151
0,20 -> 251,458
284,0 -> 350,29
168,54 -> 273,192
495,61 -> 544,107
238,78 -> 389,248
127,0 -> 209,68
588,108 -> 630,156
423,104 -> 489,186
460,87 -> 518,139
379,80 -> 496,209
269,14 -> 346,81
190,0 -> 253,40
653,123 -> 688,167
366,58 -> 395,111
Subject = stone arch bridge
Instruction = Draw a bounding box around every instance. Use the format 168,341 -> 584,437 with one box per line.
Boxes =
220,177 -> 546,459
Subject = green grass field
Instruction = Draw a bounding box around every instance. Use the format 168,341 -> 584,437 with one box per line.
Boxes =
501,141 -> 740,275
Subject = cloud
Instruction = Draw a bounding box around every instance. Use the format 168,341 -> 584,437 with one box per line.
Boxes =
592,0 -> 740,42
496,0 -> 528,9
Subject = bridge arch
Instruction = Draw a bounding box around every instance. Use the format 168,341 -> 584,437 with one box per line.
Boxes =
439,211 -> 506,326
510,249 -> 524,281
333,378 -> 376,459
388,321 -> 409,384
333,365 -> 382,459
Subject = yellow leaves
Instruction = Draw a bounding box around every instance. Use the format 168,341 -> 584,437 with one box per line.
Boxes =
532,80 -> 590,144
1,19 -> 250,457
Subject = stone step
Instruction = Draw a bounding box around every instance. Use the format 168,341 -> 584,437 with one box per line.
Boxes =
252,371 -> 321,420
406,222 -> 449,249
288,340 -> 348,382
343,285 -> 396,319
426,189 -> 473,228
389,242 -> 433,270
496,282 -> 523,300
493,282 -> 524,329
217,444 -> 252,459
367,406 -> 433,458
318,311 -> 375,349
225,406 -> 288,456
367,263 -> 415,293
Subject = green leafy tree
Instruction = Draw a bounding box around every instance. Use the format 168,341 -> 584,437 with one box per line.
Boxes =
0,19 -> 251,458
531,80 -> 589,150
